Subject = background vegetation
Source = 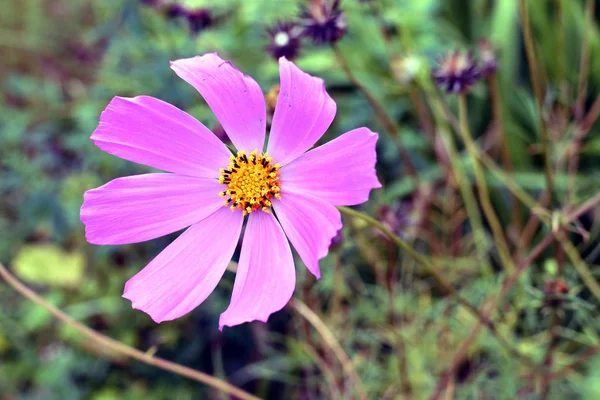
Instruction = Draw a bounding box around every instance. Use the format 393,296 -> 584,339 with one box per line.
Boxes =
2,0 -> 600,398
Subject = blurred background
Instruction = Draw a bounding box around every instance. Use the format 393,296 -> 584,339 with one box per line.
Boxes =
2,0 -> 600,398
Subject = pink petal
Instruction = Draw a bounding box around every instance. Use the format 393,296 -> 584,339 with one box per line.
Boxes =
123,207 -> 243,323
81,173 -> 224,245
170,53 -> 266,152
92,96 -> 231,178
219,212 -> 295,329
273,190 -> 342,279
266,57 -> 336,166
280,127 -> 381,206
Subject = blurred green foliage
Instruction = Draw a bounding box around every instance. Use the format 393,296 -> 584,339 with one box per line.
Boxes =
2,0 -> 600,399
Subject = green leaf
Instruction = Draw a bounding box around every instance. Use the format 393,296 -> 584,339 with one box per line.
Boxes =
13,244 -> 85,288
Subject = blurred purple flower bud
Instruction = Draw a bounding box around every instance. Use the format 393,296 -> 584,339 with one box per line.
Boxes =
186,8 -> 212,34
478,39 -> 498,77
300,0 -> 347,45
432,50 -> 480,94
164,3 -> 185,18
267,22 -> 303,61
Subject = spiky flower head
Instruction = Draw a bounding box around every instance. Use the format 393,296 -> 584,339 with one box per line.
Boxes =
300,0 -> 347,44
185,8 -> 212,34
477,39 -> 498,77
432,50 -> 480,94
164,3 -> 186,18
267,22 -> 303,61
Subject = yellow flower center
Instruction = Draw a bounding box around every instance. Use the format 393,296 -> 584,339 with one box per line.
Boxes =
218,150 -> 281,215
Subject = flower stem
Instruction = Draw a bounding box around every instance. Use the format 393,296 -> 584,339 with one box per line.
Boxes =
575,0 -> 596,120
332,43 -> 419,181
338,207 -> 495,338
429,232 -> 556,400
0,263 -> 260,400
520,0 -> 555,206
338,205 -> 541,381
488,74 -> 522,234
428,192 -> 600,399
290,298 -> 368,400
556,231 -> 600,301
458,94 -> 515,274
427,91 -> 491,274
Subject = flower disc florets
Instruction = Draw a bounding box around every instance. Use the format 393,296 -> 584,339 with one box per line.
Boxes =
219,150 -> 281,215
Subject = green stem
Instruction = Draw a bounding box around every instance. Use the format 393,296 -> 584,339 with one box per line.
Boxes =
428,192 -> 600,398
556,232 -> 600,301
554,0 -> 566,104
337,205 -> 518,356
458,94 -> 515,274
520,0 -> 556,206
575,0 -> 595,119
290,298 -> 368,400
426,90 -> 491,274
332,44 -> 419,181
488,74 -> 522,234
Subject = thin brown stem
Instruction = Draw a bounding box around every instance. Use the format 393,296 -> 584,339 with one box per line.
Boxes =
0,263 -> 260,400
290,298 -> 368,400
575,0 -> 596,120
338,206 -> 531,364
549,345 -> 600,380
332,44 -> 419,180
429,192 -> 600,399
568,93 -> 600,201
458,94 -> 515,273
430,233 -> 555,400
488,74 -> 522,234
520,0 -> 555,205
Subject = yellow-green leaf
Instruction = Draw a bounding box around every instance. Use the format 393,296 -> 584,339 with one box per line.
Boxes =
13,244 -> 85,288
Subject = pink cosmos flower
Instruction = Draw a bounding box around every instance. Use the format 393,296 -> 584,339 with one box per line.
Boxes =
81,53 -> 380,329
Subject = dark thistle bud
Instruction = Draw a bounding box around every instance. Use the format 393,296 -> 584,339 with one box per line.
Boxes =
478,39 -> 498,77
544,278 -> 569,308
267,22 -> 303,61
300,0 -> 347,45
164,3 -> 185,19
432,50 -> 480,94
186,8 -> 212,34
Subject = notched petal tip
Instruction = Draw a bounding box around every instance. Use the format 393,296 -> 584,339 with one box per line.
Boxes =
218,313 -> 273,331
123,293 -> 165,324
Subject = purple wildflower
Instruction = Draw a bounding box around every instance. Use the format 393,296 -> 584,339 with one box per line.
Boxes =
432,50 -> 480,94
300,0 -> 347,44
267,22 -> 303,61
81,54 -> 380,329
185,8 -> 212,34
